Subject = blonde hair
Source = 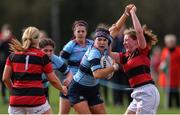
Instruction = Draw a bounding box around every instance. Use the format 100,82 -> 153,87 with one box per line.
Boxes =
10,26 -> 39,52
124,25 -> 158,48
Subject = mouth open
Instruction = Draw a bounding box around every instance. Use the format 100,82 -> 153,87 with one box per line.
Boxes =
99,46 -> 105,49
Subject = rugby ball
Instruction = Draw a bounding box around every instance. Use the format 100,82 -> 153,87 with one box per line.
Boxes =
100,55 -> 114,79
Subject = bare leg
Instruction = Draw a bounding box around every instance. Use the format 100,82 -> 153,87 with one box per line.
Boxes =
43,107 -> 53,114
59,97 -> 71,114
90,103 -> 106,114
73,101 -> 91,114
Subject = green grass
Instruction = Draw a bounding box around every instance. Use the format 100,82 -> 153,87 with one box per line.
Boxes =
0,86 -> 180,114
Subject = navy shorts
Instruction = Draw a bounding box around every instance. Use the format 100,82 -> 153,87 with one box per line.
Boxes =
59,92 -> 69,99
68,80 -> 103,106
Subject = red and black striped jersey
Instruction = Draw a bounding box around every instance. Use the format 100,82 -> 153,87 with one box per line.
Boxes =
5,47 -> 53,107
119,46 -> 154,88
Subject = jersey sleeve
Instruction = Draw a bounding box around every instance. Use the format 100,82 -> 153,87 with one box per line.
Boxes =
52,55 -> 70,75
59,40 -> 74,60
88,48 -> 102,72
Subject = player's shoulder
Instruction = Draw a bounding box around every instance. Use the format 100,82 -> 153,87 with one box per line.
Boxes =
14,48 -> 45,57
88,47 -> 101,59
30,48 -> 46,57
91,47 -> 100,53
67,39 -> 76,45
63,39 -> 76,50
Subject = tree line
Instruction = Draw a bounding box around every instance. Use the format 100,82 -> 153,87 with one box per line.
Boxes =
0,0 -> 179,52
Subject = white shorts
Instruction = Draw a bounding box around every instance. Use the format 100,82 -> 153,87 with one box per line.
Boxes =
8,100 -> 51,114
128,84 -> 160,114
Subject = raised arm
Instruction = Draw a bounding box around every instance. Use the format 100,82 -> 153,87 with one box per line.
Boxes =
109,4 -> 134,38
109,4 -> 134,64
130,6 -> 147,49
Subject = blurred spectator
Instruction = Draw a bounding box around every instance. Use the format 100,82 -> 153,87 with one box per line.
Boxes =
151,46 -> 161,84
111,25 -> 132,106
0,24 -> 15,104
159,34 -> 180,108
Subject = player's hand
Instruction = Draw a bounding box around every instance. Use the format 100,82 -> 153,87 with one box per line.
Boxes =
124,4 -> 135,16
112,60 -> 119,71
63,78 -> 71,87
130,5 -> 137,14
61,85 -> 68,96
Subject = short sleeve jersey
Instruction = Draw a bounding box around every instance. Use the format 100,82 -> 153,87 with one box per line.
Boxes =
5,47 -> 53,106
60,39 -> 93,75
73,46 -> 107,86
119,46 -> 154,88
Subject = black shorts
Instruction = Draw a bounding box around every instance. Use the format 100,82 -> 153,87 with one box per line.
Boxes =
68,80 -> 103,106
59,92 -> 69,99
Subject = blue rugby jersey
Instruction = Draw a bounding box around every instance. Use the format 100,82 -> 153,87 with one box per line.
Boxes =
60,39 -> 93,75
73,46 -> 108,86
42,54 -> 70,88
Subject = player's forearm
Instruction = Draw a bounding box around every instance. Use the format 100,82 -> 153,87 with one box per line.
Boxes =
2,66 -> 13,90
66,71 -> 73,81
93,67 -> 114,79
50,78 -> 63,91
109,50 -> 120,64
131,9 -> 146,49
3,80 -> 12,90
131,11 -> 143,35
47,72 -> 63,91
115,14 -> 128,30
109,14 -> 128,38
63,71 -> 73,86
